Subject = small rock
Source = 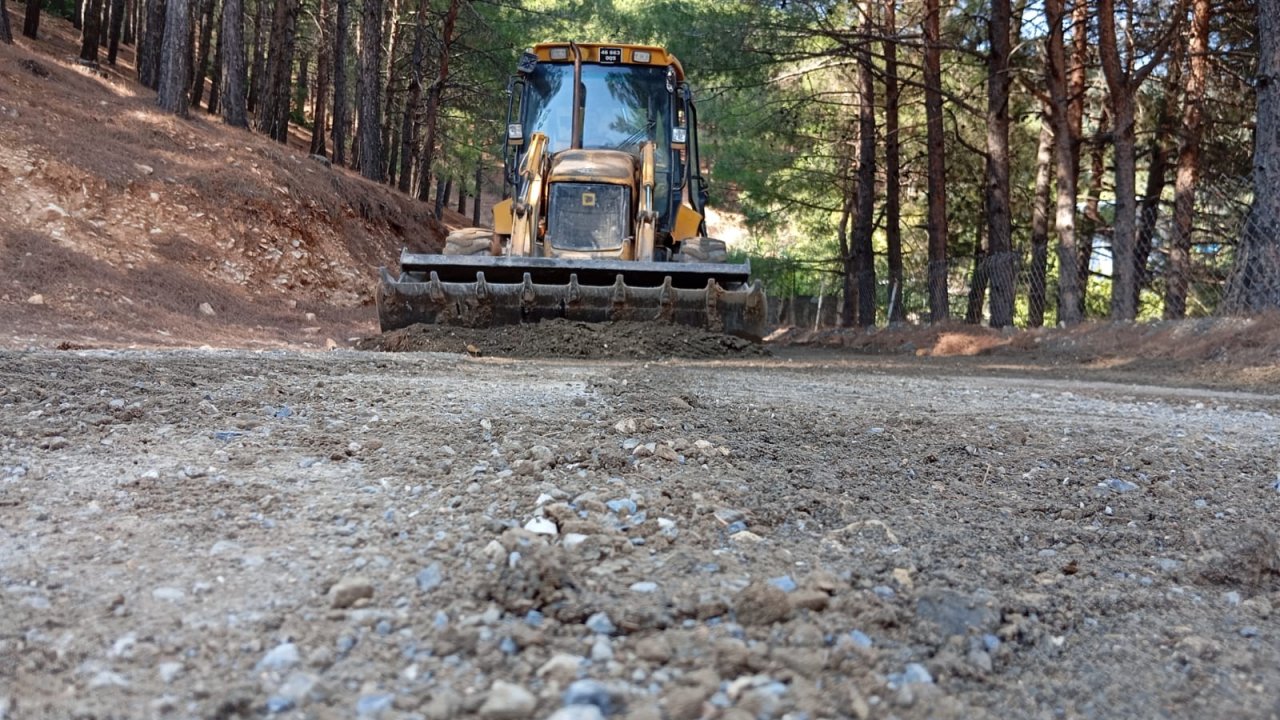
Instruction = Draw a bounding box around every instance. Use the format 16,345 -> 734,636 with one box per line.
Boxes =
591,635 -> 613,662
630,581 -> 658,593
525,517 -> 559,536
607,498 -> 638,515
479,681 -> 536,720
586,612 -> 616,635
767,575 -> 797,593
849,630 -> 873,649
256,643 -> 301,672
547,705 -> 606,720
416,563 -> 444,592
330,577 -> 374,609
134,163 -> 155,175
730,530 -> 763,544
356,693 -> 395,716
1240,626 -> 1260,638
157,662 -> 183,683
26,294 -> 45,305
151,586 -> 185,603
734,582 -> 792,626
563,679 -> 613,714
635,635 -> 673,663
1102,477 -> 1138,493
902,663 -> 933,685
537,653 -> 584,684
88,670 -> 129,689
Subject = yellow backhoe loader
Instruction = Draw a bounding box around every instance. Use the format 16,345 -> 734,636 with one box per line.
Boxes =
377,42 -> 766,340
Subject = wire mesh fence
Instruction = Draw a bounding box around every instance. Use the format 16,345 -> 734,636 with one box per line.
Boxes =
754,180 -> 1267,329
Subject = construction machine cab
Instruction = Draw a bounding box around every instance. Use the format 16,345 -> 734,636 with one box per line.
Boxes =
499,43 -> 708,260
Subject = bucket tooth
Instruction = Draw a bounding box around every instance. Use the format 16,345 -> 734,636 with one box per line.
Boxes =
475,272 -> 489,299
567,274 -> 582,304
428,271 -> 445,302
520,272 -> 536,304
659,276 -> 676,322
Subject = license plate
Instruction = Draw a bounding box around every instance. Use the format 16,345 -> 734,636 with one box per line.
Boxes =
599,48 -> 622,64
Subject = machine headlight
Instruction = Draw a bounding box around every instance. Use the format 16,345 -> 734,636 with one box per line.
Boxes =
632,50 -> 651,63
507,123 -> 524,141
549,47 -> 569,60
672,127 -> 688,144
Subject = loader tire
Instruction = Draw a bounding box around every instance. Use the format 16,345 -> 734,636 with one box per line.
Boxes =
443,227 -> 495,256
676,237 -> 728,264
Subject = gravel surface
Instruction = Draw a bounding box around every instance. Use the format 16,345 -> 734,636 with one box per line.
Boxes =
2,349 -> 1279,720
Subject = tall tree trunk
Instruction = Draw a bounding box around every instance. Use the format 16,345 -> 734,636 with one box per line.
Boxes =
923,0 -> 950,322
22,0 -> 39,39
156,0 -> 190,115
124,0 -> 135,43
139,0 -> 165,88
1098,0 -> 1138,320
357,0 -> 383,180
331,0 -> 349,165
1135,52 -> 1181,313
965,207 -> 988,324
293,54 -> 308,119
883,0 -> 903,322
472,160 -> 482,226
1045,0 -> 1085,324
80,0 -> 103,63
456,178 -> 466,213
838,187 -> 856,327
1028,110 -> 1054,328
1226,0 -> 1280,311
416,0 -> 459,200
255,0 -> 298,142
0,0 -> 12,44
106,0 -> 125,63
98,0 -> 108,46
379,0 -> 400,180
396,0 -> 427,193
218,0 -> 247,127
309,0 -> 331,155
190,0 -> 215,107
247,0 -> 268,113
1168,0 -> 1210,318
73,0 -> 81,28
853,0 -> 876,328
985,0 -> 1014,327
434,175 -> 450,218
1078,113 -> 1107,314
207,4 -> 224,114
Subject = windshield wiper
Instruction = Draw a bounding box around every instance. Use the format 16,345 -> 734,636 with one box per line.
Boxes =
613,119 -> 656,150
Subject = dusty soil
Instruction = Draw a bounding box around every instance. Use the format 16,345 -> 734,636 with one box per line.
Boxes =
358,320 -> 767,360
3,349 -> 1279,720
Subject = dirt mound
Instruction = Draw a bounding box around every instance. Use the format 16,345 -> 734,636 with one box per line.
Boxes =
357,319 -> 767,359
0,21 -> 449,349
770,314 -> 1280,387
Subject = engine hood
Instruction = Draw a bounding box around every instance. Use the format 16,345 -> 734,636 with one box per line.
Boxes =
547,149 -> 637,186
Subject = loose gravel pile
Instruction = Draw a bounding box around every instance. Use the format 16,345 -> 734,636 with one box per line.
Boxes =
1,350 -> 1278,720
357,320 -> 767,360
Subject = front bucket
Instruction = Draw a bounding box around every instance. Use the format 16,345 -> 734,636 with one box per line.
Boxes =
376,266 -> 768,341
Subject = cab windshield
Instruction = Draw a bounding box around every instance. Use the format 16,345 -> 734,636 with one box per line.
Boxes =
522,62 -> 671,155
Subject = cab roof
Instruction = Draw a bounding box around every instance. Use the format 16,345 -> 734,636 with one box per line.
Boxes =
531,42 -> 685,81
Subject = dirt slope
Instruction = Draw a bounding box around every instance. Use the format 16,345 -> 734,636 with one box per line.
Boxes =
0,14 -> 447,349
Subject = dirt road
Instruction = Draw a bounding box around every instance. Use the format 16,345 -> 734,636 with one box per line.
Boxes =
2,349 -> 1278,720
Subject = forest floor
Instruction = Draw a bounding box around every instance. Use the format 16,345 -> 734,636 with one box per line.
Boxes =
4,9 -> 1280,720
